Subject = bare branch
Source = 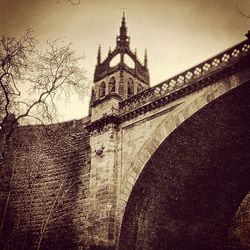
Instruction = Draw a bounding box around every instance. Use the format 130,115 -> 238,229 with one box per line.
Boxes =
236,3 -> 250,18
67,0 -> 81,5
0,161 -> 15,233
0,29 -> 89,146
37,182 -> 64,250
0,28 -> 88,249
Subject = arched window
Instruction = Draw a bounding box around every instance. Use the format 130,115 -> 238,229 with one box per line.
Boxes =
109,77 -> 116,93
137,83 -> 143,93
99,82 -> 106,98
127,78 -> 134,98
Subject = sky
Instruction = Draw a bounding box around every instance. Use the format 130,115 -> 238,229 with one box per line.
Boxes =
0,0 -> 249,122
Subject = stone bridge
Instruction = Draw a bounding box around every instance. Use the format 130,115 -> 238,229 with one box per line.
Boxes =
1,24 -> 250,250
87,33 -> 250,249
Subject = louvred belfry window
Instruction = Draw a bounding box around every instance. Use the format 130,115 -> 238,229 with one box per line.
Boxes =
109,77 -> 116,93
99,82 -> 106,98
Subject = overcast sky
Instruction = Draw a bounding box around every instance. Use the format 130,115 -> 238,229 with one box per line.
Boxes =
0,0 -> 249,121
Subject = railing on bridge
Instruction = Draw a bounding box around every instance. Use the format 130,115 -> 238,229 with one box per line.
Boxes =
119,39 -> 250,114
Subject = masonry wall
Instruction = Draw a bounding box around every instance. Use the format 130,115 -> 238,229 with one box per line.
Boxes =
0,118 -> 91,250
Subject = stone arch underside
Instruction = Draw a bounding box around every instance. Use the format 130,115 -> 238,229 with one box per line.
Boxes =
119,81 -> 250,249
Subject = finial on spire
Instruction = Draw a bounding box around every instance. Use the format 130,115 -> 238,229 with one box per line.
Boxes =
97,45 -> 101,64
121,11 -> 126,30
144,48 -> 148,68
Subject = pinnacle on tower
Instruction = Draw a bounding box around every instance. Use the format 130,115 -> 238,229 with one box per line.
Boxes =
97,45 -> 101,64
144,48 -> 148,68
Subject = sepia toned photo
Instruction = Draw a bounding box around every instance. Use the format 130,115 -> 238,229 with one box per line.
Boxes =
0,0 -> 250,249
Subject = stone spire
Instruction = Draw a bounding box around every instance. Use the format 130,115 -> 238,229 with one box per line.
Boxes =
97,45 -> 101,64
120,12 -> 127,36
117,12 -> 130,48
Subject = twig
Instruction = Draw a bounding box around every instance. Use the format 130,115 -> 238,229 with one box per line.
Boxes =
236,3 -> 250,18
36,182 -> 64,250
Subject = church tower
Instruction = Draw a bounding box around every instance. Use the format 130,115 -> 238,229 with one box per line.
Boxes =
90,13 -> 150,119
87,14 -> 150,248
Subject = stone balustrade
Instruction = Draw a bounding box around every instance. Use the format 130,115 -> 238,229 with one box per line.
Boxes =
119,40 -> 250,115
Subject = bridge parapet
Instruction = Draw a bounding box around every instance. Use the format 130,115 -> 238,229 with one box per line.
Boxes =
119,39 -> 250,117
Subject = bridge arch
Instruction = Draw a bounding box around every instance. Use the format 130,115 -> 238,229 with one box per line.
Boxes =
118,79 -> 250,249
120,74 -> 247,206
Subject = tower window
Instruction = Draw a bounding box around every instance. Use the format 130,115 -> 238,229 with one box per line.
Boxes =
109,77 -> 116,93
127,78 -> 134,98
99,82 -> 106,98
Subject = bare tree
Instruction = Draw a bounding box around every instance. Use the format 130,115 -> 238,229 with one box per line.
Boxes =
0,29 -> 88,149
0,29 -> 88,248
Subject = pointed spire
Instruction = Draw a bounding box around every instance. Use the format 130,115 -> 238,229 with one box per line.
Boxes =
108,46 -> 112,55
122,12 -> 125,22
97,44 -> 101,64
144,48 -> 148,68
121,12 -> 126,29
117,12 -> 130,48
120,12 -> 127,37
